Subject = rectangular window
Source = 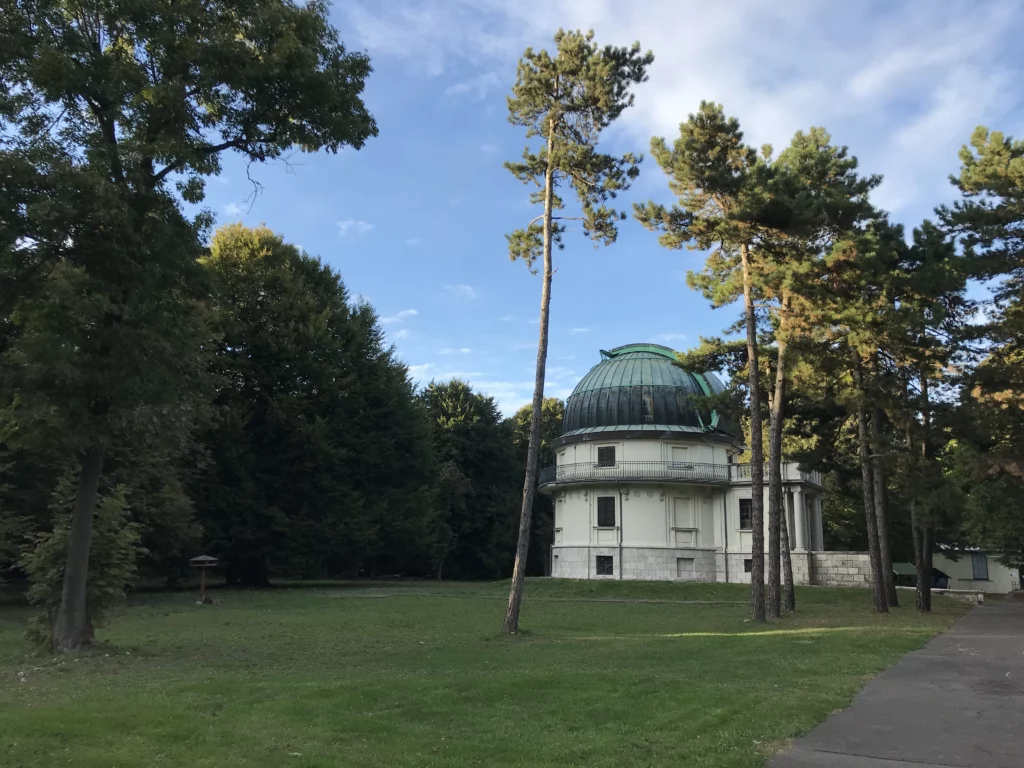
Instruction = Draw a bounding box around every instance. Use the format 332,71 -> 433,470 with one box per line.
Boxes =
739,498 -> 753,530
972,553 -> 989,580
673,497 -> 693,528
597,446 -> 616,466
597,496 -> 616,527
671,446 -> 691,467
596,555 -> 614,576
744,558 -> 753,573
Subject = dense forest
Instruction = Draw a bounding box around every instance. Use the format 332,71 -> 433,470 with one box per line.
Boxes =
1,222 -> 564,589
2,2 -> 1024,649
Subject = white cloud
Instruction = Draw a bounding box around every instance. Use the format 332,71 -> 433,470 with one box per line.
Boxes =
337,219 -> 374,237
408,363 -> 434,378
406,237 -> 422,246
434,370 -> 484,380
570,327 -> 590,334
445,72 -> 502,100
393,328 -> 412,340
440,347 -> 473,355
223,202 -> 243,216
381,308 -> 418,324
444,283 -> 478,299
655,333 -> 688,344
342,0 -> 1024,222
498,314 -> 516,322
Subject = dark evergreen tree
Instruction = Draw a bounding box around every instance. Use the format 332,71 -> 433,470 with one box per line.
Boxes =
192,225 -> 434,585
421,380 -> 520,581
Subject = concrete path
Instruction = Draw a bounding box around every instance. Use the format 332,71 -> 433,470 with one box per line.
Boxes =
772,600 -> 1024,768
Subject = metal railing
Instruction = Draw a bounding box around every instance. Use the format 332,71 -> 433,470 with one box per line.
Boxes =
732,463 -> 822,485
537,461 -> 823,487
538,461 -> 731,486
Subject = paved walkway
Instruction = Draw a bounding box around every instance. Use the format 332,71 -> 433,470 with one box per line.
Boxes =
772,600 -> 1024,767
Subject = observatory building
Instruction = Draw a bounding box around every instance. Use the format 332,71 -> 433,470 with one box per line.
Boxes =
541,343 -> 825,583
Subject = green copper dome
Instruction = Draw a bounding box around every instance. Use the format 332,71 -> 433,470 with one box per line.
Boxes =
560,344 -> 737,440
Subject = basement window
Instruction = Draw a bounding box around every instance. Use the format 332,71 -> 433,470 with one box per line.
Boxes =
596,555 -> 614,576
597,446 -> 616,467
744,559 -> 753,574
597,496 -> 616,527
739,498 -> 753,530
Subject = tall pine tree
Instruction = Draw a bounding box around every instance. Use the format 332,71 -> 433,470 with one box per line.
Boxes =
502,29 -> 652,633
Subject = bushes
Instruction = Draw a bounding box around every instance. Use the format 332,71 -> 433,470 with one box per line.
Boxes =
21,480 -> 143,647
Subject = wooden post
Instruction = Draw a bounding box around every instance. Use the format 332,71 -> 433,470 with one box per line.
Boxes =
189,555 -> 218,605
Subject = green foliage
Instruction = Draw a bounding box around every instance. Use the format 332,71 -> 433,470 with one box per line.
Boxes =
635,101 -> 780,302
192,224 -> 435,585
504,29 -> 653,269
20,481 -> 142,646
421,380 -> 521,579
942,127 -> 1024,411
1,0 -> 377,200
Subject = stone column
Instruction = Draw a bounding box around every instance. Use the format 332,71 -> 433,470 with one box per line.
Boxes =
814,495 -> 824,551
793,485 -> 808,551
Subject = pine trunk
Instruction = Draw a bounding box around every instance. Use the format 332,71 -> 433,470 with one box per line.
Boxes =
780,502 -> 796,612
917,505 -> 933,614
922,526 -> 933,612
740,243 -> 766,623
870,407 -> 898,607
856,398 -> 888,613
918,371 -> 933,612
52,442 -> 106,652
766,301 -> 789,619
503,132 -> 555,634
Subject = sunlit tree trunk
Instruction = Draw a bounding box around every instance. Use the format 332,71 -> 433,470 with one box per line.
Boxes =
740,242 -> 766,623
504,130 -> 555,634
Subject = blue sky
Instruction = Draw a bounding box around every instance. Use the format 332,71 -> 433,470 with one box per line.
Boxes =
205,0 -> 1024,414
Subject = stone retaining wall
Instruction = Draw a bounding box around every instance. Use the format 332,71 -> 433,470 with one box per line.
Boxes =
809,552 -> 873,587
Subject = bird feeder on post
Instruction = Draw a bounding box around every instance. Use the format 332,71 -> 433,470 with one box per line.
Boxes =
189,555 -> 219,604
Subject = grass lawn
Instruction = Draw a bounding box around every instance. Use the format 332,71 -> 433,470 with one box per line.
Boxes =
0,579 -> 967,768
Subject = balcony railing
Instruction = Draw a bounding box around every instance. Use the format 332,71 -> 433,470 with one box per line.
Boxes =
539,461 -> 730,487
731,463 -> 822,485
537,461 -> 822,488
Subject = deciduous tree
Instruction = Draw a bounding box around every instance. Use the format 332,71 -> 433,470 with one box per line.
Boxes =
0,0 -> 376,650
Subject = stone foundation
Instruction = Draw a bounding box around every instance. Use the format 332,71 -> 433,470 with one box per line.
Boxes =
551,546 -> 717,581
551,546 -> 875,588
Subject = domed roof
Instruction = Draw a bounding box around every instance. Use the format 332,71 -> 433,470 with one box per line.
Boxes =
560,343 -> 738,441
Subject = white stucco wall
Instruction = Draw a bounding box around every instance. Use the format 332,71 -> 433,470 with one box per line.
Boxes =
933,553 -> 1020,594
556,438 -> 729,465
548,434 -> 829,584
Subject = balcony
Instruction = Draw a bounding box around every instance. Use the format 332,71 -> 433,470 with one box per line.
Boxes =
537,461 -> 822,489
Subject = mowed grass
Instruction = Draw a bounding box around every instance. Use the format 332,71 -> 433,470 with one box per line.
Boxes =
0,580 -> 967,768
